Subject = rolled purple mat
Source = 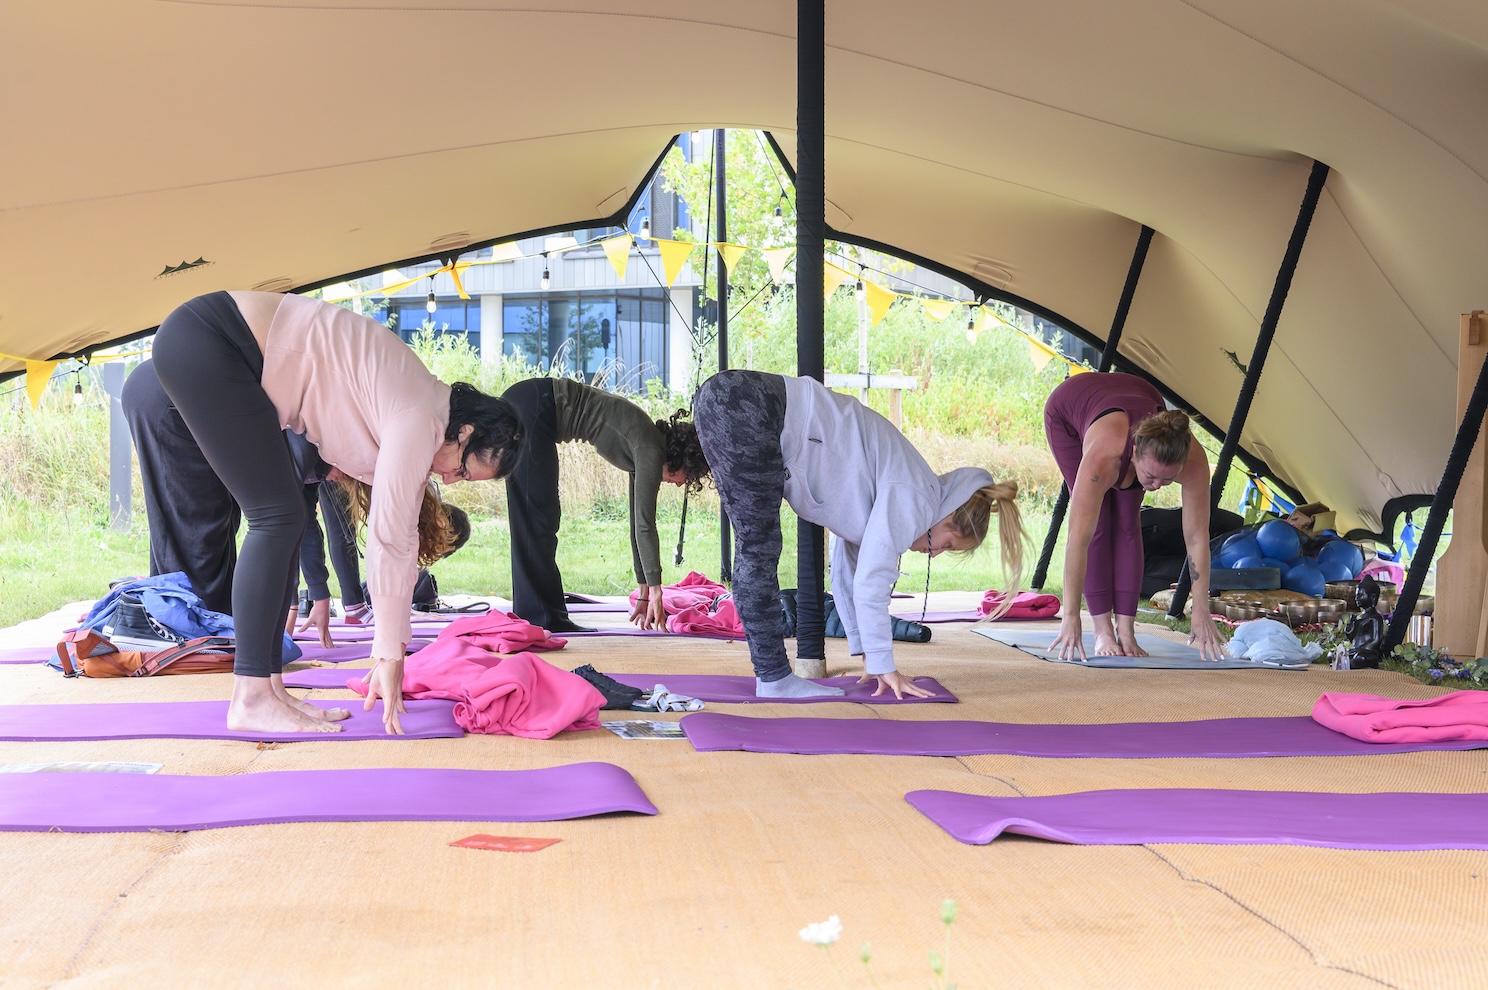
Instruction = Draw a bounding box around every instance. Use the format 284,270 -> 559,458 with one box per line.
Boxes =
282,670 -> 956,704
906,787 -> 1488,849
0,763 -> 657,832
680,712 -> 1488,758
0,699 -> 462,742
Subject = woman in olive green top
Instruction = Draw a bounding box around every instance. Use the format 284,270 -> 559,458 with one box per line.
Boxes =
501,377 -> 711,632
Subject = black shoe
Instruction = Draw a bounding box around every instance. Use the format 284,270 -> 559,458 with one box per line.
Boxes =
104,592 -> 184,652
298,592 -> 312,618
547,617 -> 597,634
571,664 -> 644,710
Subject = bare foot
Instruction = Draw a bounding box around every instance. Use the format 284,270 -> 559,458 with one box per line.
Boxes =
227,694 -> 344,734
1117,636 -> 1149,658
1093,635 -> 1122,656
271,678 -> 350,722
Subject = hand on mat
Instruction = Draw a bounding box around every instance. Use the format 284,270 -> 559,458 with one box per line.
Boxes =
362,656 -> 408,735
1189,617 -> 1227,662
296,598 -> 334,649
857,669 -> 934,700
630,584 -> 666,631
1051,615 -> 1087,661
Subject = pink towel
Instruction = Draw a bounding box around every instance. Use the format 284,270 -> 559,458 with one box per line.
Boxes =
667,598 -> 745,638
1311,691 -> 1488,743
977,590 -> 1061,620
435,611 -> 569,654
631,571 -> 729,616
346,612 -> 600,738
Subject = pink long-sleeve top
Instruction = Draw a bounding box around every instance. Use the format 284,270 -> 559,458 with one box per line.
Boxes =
231,291 -> 450,661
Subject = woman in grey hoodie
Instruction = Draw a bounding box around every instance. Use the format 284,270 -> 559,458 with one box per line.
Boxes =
693,370 -> 1025,699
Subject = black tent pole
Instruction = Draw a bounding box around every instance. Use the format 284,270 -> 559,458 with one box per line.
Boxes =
715,128 -> 733,582
1169,160 -> 1330,618
1383,341 -> 1488,654
1030,225 -> 1153,590
794,0 -> 827,664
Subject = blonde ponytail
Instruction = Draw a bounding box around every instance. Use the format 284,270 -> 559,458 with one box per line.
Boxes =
949,480 -> 1028,620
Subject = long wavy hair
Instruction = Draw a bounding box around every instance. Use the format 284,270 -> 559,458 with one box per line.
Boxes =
334,480 -> 456,567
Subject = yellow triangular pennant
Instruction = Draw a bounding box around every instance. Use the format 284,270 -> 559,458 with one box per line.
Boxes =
864,279 -> 896,328
919,298 -> 955,322
716,242 -> 750,273
823,262 -> 853,299
656,239 -> 696,287
601,234 -> 633,280
1026,338 -> 1055,371
25,360 -> 59,409
446,262 -> 471,301
763,248 -> 793,284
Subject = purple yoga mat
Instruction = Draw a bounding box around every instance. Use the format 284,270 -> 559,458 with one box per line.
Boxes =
296,623 -> 449,642
0,763 -> 656,832
680,712 -> 1488,757
292,639 -> 430,663
567,602 -> 632,614
282,670 -> 956,704
0,646 -> 56,665
893,610 -> 983,624
906,788 -> 1488,849
0,700 -> 462,742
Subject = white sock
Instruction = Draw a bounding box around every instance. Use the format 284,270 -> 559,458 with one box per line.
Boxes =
756,673 -> 845,698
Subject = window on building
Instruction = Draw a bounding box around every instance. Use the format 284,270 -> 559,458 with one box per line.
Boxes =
503,289 -> 669,392
387,299 -> 481,353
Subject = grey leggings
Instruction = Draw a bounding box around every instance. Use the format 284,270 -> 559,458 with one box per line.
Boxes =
152,293 -> 305,677
692,371 -> 792,682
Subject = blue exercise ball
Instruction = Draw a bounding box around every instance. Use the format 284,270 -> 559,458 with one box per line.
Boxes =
1234,555 -> 1272,570
1222,533 -> 1262,562
1260,557 -> 1289,570
1256,519 -> 1302,561
1319,559 -> 1354,582
1318,539 -> 1364,578
1282,567 -> 1326,597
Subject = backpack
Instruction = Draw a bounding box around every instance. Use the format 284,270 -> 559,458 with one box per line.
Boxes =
53,629 -> 236,678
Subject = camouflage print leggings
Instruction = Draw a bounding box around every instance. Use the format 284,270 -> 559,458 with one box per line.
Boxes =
692,370 -> 792,682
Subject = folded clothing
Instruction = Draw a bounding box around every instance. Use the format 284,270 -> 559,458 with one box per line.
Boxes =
631,571 -> 729,616
667,597 -> 744,638
977,590 -> 1060,620
1313,690 -> 1488,744
434,611 -> 568,654
1229,619 -> 1323,664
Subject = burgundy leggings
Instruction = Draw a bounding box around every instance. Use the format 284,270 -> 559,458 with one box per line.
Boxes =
1047,422 -> 1145,617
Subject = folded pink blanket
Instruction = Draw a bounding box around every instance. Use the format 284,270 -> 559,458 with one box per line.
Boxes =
1312,691 -> 1488,743
667,597 -> 744,638
978,590 -> 1061,620
435,611 -> 568,654
631,570 -> 728,615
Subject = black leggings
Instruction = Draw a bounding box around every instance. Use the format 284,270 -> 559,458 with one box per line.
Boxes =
152,293 -> 305,677
501,378 -> 570,627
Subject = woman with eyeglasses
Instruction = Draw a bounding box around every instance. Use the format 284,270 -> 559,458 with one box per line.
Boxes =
151,291 -> 523,735
692,370 -> 1025,699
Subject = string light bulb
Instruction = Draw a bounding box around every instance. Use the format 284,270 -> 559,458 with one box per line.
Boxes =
966,306 -> 979,344
425,276 -> 437,315
73,380 -> 84,406
855,278 -> 866,298
638,216 -> 651,240
540,253 -> 551,291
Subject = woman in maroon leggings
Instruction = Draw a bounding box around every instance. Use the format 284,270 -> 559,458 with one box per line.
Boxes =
1043,372 -> 1223,661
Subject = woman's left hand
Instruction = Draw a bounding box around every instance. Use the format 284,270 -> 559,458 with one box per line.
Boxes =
1189,617 -> 1228,662
362,656 -> 408,735
856,669 -> 935,700
630,585 -> 666,631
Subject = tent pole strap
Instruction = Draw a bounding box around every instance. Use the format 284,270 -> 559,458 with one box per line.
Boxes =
1169,160 -> 1330,617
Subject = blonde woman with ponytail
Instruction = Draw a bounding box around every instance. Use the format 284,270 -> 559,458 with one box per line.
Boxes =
1043,372 -> 1222,662
693,371 -> 1027,700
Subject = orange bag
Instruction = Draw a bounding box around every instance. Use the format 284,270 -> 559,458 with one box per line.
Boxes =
55,631 -> 236,678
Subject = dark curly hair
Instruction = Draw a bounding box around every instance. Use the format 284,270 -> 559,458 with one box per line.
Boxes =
448,382 -> 524,480
657,408 -> 711,495
442,503 -> 472,556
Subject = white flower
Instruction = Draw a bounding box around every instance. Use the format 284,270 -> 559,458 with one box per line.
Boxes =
798,915 -> 843,945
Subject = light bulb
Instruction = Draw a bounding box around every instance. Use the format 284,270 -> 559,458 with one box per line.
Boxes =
774,200 -> 784,218
967,307 -> 978,330
639,217 -> 651,240
73,381 -> 84,406
855,278 -> 865,297
540,267 -> 551,291
426,291 -> 437,315
966,329 -> 979,344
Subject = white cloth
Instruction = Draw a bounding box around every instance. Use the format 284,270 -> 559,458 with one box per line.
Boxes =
1227,619 -> 1323,664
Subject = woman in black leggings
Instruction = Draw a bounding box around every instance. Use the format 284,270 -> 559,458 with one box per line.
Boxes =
152,291 -> 522,735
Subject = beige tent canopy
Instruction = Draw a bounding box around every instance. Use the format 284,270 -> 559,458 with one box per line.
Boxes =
4,0 -> 1486,536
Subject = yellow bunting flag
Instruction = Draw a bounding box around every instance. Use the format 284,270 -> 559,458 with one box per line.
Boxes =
716,242 -> 750,273
864,279 -> 896,328
1069,364 -> 1092,375
823,262 -> 853,299
1026,337 -> 1055,371
601,234 -> 633,280
447,262 -> 471,301
763,247 -> 793,284
25,361 -> 59,409
656,238 -> 696,287
919,298 -> 955,322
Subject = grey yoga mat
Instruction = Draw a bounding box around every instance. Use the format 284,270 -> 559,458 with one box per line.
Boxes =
0,763 -> 657,832
0,700 -> 463,742
679,711 -> 1488,758
906,787 -> 1488,849
971,627 -> 1309,669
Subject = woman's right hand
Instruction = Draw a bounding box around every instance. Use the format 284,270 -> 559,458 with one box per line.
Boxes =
362,656 -> 407,735
1050,614 -> 1087,661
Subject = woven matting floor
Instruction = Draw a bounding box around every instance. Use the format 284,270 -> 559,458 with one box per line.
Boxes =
2,592 -> 1485,988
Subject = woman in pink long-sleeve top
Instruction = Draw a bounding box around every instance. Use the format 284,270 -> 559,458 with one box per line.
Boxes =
1043,372 -> 1222,661
152,291 -> 523,735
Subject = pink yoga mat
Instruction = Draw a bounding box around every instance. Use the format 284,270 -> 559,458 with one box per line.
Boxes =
0,700 -> 462,742
283,670 -> 956,704
906,788 -> 1488,849
680,712 -> 1488,757
0,763 -> 657,832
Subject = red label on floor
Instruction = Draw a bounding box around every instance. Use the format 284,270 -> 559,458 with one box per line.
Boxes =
449,834 -> 560,853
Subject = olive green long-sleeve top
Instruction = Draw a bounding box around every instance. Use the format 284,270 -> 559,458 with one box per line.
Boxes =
551,378 -> 666,586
